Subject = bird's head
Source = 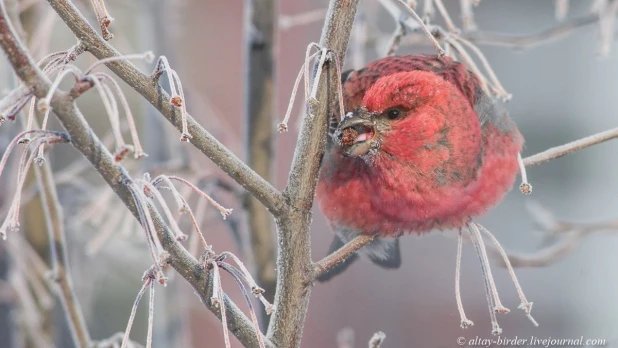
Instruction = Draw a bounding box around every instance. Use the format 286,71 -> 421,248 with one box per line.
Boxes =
334,70 -> 481,164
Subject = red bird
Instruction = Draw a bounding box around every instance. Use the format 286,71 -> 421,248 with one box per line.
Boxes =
316,54 -> 523,277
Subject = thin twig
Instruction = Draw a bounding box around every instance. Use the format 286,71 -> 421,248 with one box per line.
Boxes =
466,13 -> 599,49
120,275 -> 150,348
394,0 -> 445,57
312,235 -> 375,280
523,126 -> 618,167
455,229 -> 473,328
29,113 -> 91,347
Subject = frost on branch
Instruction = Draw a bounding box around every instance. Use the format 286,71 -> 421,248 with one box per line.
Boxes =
201,248 -> 272,348
152,56 -> 192,142
0,45 -> 152,162
90,0 -> 115,40
119,266 -> 157,348
279,43 -> 345,134
121,171 -> 268,348
456,222 -> 537,336
0,130 -> 69,240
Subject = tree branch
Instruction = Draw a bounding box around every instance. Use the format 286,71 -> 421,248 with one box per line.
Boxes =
243,0 -> 277,325
311,235 -> 375,280
487,202 -> 618,268
44,0 -> 285,216
33,121 -> 90,347
465,13 -> 599,49
0,5 -> 272,347
266,1 -> 360,346
523,126 -> 618,167
378,1 -> 598,51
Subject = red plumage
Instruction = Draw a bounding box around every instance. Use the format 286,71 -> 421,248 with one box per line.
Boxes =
316,54 -> 522,273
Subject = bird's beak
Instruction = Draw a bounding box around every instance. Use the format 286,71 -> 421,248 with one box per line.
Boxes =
335,108 -> 376,157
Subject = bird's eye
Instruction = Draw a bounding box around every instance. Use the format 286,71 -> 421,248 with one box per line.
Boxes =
387,109 -> 401,120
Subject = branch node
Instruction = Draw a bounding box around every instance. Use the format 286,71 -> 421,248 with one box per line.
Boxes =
180,131 -> 193,142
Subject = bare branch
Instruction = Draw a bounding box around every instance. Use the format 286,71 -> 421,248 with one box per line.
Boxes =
45,0 -> 285,216
243,0 -> 278,324
523,126 -> 618,167
385,21 -> 406,56
393,0 -> 445,57
465,13 -> 599,49
30,120 -> 90,347
460,0 -> 477,32
120,271 -> 151,348
384,5 -> 598,51
311,235 -> 375,280
488,202 -> 618,268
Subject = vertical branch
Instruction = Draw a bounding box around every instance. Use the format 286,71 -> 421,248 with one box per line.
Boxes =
267,0 -> 359,347
2,2 -> 24,347
5,1 -> 55,346
243,0 -> 278,325
19,86 -> 91,347
34,160 -> 91,348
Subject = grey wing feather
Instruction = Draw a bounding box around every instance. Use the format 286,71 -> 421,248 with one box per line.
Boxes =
318,229 -> 402,282
473,86 -> 516,132
365,237 -> 402,269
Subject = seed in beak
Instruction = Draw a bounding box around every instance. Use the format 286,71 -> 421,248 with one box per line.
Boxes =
340,127 -> 359,146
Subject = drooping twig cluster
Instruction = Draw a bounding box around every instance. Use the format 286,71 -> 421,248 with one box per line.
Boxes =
279,43 -> 345,133
0,130 -> 69,239
1,41 -> 152,163
455,222 -> 537,335
152,57 -> 192,142
200,249 -> 273,348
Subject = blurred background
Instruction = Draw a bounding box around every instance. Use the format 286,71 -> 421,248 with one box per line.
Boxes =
2,0 -> 618,347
